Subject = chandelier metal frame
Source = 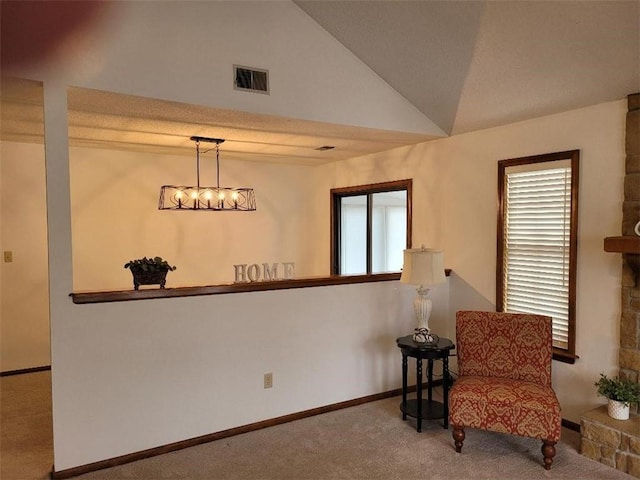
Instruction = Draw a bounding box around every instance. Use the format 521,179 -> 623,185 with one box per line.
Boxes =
159,136 -> 256,211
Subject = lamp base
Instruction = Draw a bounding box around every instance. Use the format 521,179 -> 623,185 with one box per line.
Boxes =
413,328 -> 439,345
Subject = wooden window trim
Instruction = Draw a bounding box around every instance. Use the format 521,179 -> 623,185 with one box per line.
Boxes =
330,179 -> 412,275
496,150 -> 579,361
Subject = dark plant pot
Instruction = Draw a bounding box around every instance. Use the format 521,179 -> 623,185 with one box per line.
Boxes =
130,269 -> 169,290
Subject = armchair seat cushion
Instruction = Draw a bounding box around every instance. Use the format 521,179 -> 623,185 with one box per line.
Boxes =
449,376 -> 561,442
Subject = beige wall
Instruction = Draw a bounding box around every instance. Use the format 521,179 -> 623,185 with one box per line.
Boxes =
0,0 -> 630,469
0,99 -> 627,469
0,99 -> 626,417
318,99 -> 627,421
0,141 -> 50,371
69,147 -> 319,291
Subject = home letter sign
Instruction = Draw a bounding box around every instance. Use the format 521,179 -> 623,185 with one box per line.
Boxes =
234,262 -> 295,283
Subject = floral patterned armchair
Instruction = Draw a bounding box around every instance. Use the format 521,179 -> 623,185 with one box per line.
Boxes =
449,310 -> 562,470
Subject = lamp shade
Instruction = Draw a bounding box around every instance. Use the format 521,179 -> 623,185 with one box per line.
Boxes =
400,247 -> 446,286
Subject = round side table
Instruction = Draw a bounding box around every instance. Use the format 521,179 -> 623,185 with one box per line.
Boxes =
396,335 -> 455,432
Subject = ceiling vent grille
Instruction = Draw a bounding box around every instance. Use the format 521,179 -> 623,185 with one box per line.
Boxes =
234,65 -> 269,94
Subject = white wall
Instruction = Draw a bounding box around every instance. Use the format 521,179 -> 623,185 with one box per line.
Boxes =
0,135 -> 324,370
34,91 -> 446,470
2,0 -> 443,379
53,139 -> 450,469
7,1 -> 442,137
10,98 -> 624,468
52,280 -> 453,470
1,0 -> 629,470
0,141 -> 50,371
318,99 -> 627,421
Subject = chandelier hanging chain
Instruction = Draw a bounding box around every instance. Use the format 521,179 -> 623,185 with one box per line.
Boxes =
192,136 -> 222,188
216,142 -> 220,189
195,139 -> 201,189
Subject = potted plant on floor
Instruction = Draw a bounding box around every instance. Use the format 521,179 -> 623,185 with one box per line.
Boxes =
124,256 -> 177,290
594,373 -> 640,420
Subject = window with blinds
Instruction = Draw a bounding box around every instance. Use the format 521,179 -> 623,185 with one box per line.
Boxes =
497,151 -> 579,362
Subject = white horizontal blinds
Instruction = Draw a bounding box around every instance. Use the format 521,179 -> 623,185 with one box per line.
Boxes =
504,166 -> 571,349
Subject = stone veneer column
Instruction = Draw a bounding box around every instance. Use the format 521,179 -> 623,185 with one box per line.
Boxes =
620,93 -> 640,410
580,94 -> 640,479
581,406 -> 640,477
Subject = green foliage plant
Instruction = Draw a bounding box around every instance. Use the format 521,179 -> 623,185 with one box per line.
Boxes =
594,373 -> 640,407
124,256 -> 177,273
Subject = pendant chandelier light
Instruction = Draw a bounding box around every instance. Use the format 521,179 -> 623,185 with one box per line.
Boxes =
158,136 -> 256,211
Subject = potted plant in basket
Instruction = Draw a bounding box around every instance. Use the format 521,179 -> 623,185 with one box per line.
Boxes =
124,256 -> 176,290
594,373 -> 640,420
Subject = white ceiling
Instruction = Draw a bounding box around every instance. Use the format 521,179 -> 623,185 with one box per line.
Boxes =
0,80 -> 435,166
1,1 -> 638,164
295,0 -> 640,135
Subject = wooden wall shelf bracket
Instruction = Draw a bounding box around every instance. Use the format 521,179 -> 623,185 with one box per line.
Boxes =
604,236 -> 640,286
604,236 -> 640,254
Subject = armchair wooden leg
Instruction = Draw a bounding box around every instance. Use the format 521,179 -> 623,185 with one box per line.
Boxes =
452,425 -> 465,453
542,440 -> 556,470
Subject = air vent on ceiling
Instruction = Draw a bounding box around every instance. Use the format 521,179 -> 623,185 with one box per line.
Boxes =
234,65 -> 269,94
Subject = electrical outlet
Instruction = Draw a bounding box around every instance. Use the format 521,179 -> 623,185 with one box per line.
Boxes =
264,372 -> 273,389
3,251 -> 12,263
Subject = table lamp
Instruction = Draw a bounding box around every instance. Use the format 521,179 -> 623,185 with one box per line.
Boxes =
400,246 -> 446,344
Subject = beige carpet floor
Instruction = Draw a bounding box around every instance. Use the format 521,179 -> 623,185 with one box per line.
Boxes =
1,371 -> 634,480
1,370 -> 53,480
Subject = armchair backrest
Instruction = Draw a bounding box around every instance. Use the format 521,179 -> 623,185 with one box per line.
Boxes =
456,310 -> 553,386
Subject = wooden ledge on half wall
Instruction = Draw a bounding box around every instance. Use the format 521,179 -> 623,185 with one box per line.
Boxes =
69,270 -> 452,304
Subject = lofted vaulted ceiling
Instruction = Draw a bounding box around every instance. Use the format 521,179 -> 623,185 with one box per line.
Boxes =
295,0 -> 640,135
1,1 -> 638,164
